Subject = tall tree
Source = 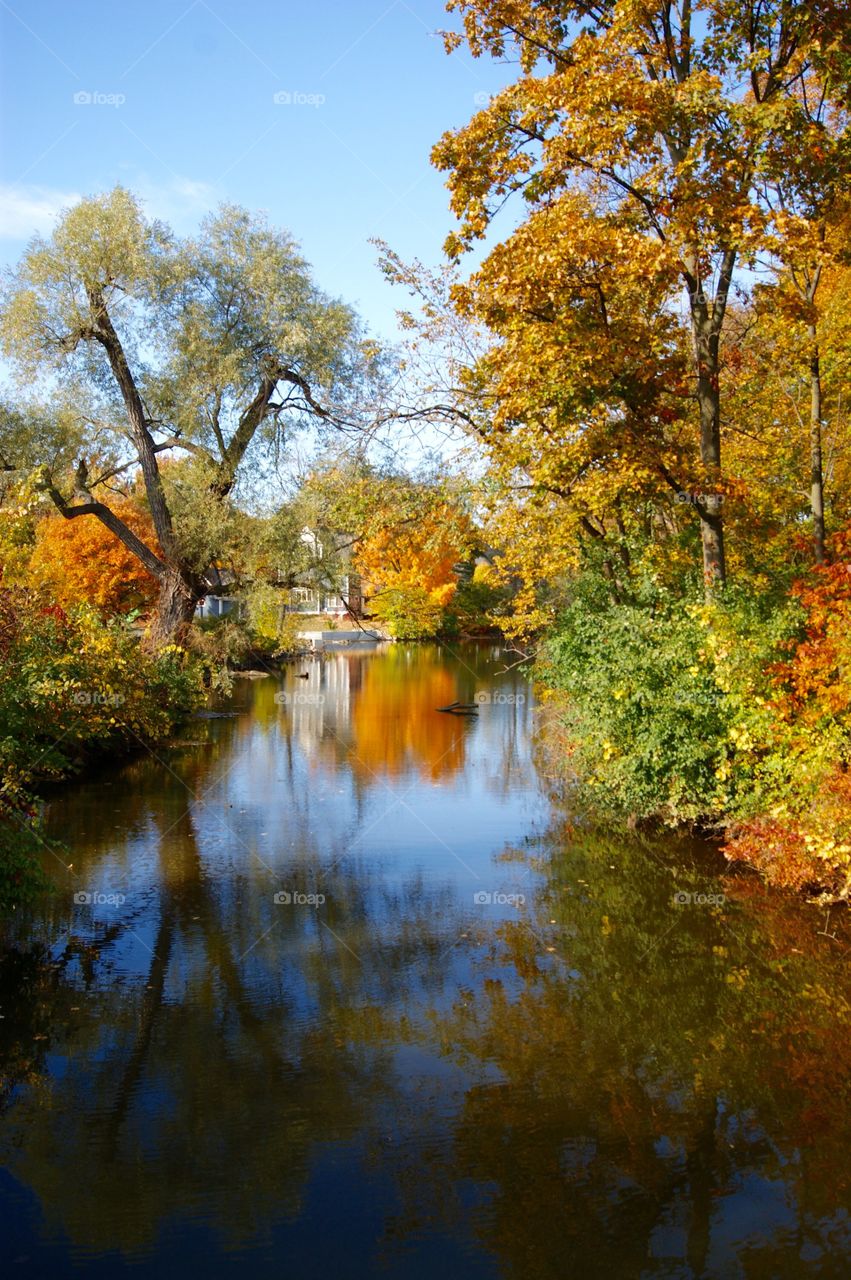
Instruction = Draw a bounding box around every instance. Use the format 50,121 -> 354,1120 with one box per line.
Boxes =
0,189 -> 376,644
433,0 -> 849,592
756,75 -> 850,563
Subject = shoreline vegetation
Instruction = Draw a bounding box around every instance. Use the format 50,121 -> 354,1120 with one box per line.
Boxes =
6,577 -> 851,908
0,590 -> 201,907
533,555 -> 851,905
0,582 -> 507,908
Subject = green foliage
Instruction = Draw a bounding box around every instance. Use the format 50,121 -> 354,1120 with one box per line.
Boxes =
187,617 -> 252,692
367,585 -> 446,640
0,188 -> 380,645
443,567 -> 509,635
0,587 -> 202,905
242,583 -> 301,653
541,581 -> 800,825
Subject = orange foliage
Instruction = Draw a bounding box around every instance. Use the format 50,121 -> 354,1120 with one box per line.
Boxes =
355,504 -> 469,607
773,532 -> 851,721
725,531 -> 851,895
28,500 -> 160,615
726,768 -> 851,895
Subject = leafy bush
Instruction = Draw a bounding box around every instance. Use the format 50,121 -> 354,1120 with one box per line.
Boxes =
443,565 -> 510,635
723,540 -> 851,897
0,587 -> 202,905
540,583 -> 798,826
186,617 -> 252,692
367,584 -> 447,639
242,583 -> 302,653
540,546 -> 851,899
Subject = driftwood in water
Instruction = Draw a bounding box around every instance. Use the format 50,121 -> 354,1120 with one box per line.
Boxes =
437,701 -> 479,715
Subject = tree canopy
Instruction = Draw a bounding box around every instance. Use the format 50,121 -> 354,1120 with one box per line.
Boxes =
0,188 -> 380,642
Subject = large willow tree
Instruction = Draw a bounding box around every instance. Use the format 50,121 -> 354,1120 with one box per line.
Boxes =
0,188 -> 375,643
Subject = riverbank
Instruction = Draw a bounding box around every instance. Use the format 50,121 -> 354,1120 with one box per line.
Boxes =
534,567 -> 851,903
0,589 -> 202,906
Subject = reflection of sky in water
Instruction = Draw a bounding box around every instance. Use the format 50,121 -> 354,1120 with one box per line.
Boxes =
2,643 -> 851,1278
209,644 -> 547,880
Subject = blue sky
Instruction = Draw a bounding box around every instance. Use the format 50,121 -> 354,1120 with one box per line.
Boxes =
0,0 -> 513,340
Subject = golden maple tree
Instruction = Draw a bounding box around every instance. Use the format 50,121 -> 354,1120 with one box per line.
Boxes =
355,500 -> 473,638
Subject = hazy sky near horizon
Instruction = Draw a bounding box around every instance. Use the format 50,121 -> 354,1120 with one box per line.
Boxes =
0,0 -> 514,341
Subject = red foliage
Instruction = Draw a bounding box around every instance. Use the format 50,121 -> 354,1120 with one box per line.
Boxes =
774,531 -> 851,719
725,530 -> 851,895
726,813 -> 827,894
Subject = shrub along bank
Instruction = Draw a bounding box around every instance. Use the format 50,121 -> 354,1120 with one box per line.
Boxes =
538,546 -> 851,901
0,587 -> 201,907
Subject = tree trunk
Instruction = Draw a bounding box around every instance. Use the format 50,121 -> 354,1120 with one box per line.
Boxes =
694,318 -> 727,594
147,568 -> 202,648
808,325 -> 826,564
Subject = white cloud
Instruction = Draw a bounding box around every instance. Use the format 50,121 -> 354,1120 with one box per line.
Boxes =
123,173 -> 220,230
0,184 -> 82,240
0,176 -> 220,245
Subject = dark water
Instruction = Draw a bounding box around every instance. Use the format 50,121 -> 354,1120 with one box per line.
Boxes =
2,642 -> 851,1278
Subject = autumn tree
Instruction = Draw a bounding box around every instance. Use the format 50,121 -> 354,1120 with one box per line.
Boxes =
0,189 -> 378,645
712,204 -> 851,587
298,457 -> 476,637
757,184 -> 851,562
28,497 -> 159,615
356,501 -> 472,638
433,0 -> 850,592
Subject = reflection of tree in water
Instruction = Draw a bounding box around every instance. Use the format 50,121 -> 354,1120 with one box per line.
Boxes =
348,647 -> 468,783
370,825 -> 851,1278
0,793 -> 467,1257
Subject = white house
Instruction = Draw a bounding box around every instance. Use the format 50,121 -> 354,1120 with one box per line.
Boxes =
285,528 -> 362,619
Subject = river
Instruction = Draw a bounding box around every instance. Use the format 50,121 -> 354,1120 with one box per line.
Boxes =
1,641 -> 850,1278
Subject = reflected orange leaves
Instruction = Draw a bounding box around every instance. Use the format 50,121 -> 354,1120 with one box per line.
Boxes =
350,651 -> 468,783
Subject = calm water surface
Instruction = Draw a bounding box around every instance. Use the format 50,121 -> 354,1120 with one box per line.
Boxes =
2,642 -> 851,1278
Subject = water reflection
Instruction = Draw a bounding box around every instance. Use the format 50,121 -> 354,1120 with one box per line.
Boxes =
1,644 -> 850,1277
